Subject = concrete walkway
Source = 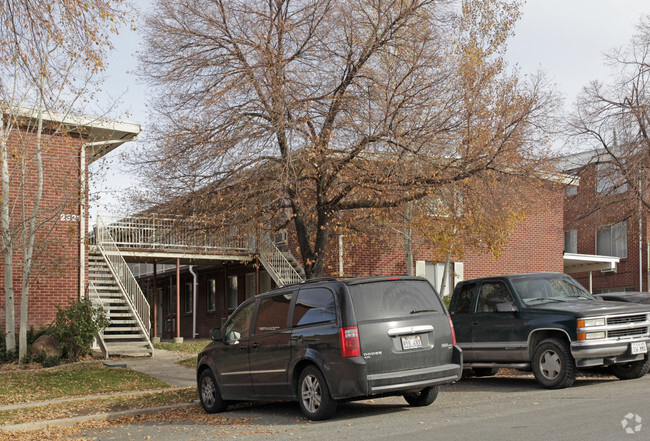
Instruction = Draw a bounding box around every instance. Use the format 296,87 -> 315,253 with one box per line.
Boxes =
123,348 -> 196,388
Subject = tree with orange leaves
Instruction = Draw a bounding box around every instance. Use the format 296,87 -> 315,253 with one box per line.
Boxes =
138,0 -> 557,279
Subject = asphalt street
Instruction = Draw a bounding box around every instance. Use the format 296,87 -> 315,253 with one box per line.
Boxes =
77,371 -> 648,440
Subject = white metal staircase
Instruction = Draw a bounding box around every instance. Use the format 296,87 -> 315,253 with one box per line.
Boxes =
88,249 -> 153,356
90,216 -> 154,357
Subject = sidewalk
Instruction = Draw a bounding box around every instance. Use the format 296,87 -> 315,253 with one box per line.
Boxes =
0,349 -> 198,433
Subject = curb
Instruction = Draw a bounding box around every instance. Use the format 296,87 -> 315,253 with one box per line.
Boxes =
0,402 -> 198,433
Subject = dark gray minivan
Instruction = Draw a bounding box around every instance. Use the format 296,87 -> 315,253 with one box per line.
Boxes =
196,276 -> 462,420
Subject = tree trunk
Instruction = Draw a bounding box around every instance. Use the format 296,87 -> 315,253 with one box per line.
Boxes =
1,116 -> 16,353
403,203 -> 414,276
439,251 -> 452,297
19,102 -> 45,361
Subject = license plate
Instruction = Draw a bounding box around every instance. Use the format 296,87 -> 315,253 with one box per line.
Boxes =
631,342 -> 647,355
401,335 -> 422,350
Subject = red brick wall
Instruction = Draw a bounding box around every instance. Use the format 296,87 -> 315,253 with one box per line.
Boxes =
564,163 -> 646,292
317,187 -> 564,280
0,127 -> 86,332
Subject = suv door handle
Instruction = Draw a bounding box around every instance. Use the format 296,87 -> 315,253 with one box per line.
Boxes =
251,343 -> 259,349
472,321 -> 479,325
239,345 -> 248,351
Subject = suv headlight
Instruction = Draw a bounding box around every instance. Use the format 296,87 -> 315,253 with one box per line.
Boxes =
578,318 -> 605,328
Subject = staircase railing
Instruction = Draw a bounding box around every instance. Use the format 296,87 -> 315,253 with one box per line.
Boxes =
258,234 -> 304,286
88,281 -> 108,359
95,216 -> 151,342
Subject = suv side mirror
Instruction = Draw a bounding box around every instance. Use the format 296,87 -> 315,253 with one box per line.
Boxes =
210,328 -> 222,341
495,303 -> 518,313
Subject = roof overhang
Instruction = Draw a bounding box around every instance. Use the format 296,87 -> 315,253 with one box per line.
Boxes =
9,106 -> 142,163
564,253 -> 619,273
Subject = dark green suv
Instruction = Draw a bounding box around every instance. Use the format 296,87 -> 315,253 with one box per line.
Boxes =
197,276 -> 462,420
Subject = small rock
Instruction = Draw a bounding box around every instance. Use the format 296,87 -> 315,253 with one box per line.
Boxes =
31,335 -> 62,358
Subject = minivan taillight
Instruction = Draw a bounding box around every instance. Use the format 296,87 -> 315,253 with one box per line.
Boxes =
339,326 -> 361,357
448,317 -> 457,345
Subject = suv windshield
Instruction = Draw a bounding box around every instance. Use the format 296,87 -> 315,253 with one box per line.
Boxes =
347,280 -> 444,321
512,275 -> 594,306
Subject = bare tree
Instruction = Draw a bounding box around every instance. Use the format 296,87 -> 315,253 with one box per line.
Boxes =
138,0 -> 556,278
570,16 -> 650,213
0,0 -> 130,359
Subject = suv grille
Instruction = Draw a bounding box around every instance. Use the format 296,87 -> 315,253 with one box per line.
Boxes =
608,327 -> 649,338
607,315 -> 648,325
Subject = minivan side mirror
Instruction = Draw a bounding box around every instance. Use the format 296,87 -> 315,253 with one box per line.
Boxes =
495,303 -> 518,313
210,328 -> 222,341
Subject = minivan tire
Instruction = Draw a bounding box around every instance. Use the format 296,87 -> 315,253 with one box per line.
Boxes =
532,338 -> 576,389
199,369 -> 227,413
297,366 -> 337,420
403,386 -> 439,407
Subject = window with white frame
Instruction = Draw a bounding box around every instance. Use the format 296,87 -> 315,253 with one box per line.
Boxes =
596,163 -> 627,195
564,230 -> 577,254
227,276 -> 238,309
207,279 -> 216,312
596,222 -> 627,258
245,273 -> 256,298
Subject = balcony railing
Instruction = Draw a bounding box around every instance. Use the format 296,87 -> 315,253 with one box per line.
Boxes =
97,214 -> 252,255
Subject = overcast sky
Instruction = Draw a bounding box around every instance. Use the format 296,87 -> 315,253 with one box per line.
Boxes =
90,0 -> 650,217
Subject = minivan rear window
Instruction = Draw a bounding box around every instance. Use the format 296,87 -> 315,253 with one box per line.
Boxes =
347,280 -> 444,321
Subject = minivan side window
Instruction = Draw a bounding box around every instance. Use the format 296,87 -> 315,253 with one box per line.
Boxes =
451,283 -> 476,314
293,288 -> 336,327
255,294 -> 293,334
224,301 -> 255,344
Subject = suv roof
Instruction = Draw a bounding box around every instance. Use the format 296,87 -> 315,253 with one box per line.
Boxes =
266,275 -> 426,293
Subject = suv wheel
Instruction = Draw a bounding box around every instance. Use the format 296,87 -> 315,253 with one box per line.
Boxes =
199,369 -> 227,413
532,338 -> 576,389
297,366 -> 337,420
609,356 -> 650,380
403,386 -> 439,407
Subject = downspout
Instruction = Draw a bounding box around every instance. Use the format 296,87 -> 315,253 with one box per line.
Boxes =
189,265 -> 198,339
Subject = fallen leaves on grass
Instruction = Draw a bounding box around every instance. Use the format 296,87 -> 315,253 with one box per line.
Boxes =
0,405 -> 266,441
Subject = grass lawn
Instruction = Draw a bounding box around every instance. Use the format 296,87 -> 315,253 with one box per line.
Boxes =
178,356 -> 198,369
0,388 -> 197,426
0,362 -> 170,406
154,340 -> 211,354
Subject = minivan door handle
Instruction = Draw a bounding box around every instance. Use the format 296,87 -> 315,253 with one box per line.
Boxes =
251,343 -> 259,350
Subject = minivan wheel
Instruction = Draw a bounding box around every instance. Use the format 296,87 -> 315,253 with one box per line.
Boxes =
609,356 -> 650,380
297,366 -> 337,420
532,338 -> 576,389
403,386 -> 439,407
199,369 -> 227,414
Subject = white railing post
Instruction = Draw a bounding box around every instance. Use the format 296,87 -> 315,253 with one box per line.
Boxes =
88,281 -> 108,358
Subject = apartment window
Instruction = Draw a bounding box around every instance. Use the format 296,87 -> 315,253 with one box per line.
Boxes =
207,279 -> 216,312
184,282 -> 193,314
227,276 -> 239,310
564,230 -> 577,254
597,222 -> 627,258
596,163 -> 627,195
260,271 -> 272,293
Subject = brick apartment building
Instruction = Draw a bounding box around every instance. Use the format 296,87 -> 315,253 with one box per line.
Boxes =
137,181 -> 572,340
562,150 -> 649,293
0,108 -> 141,332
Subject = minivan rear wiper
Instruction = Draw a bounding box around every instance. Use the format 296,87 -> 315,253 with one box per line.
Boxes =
410,309 -> 436,314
